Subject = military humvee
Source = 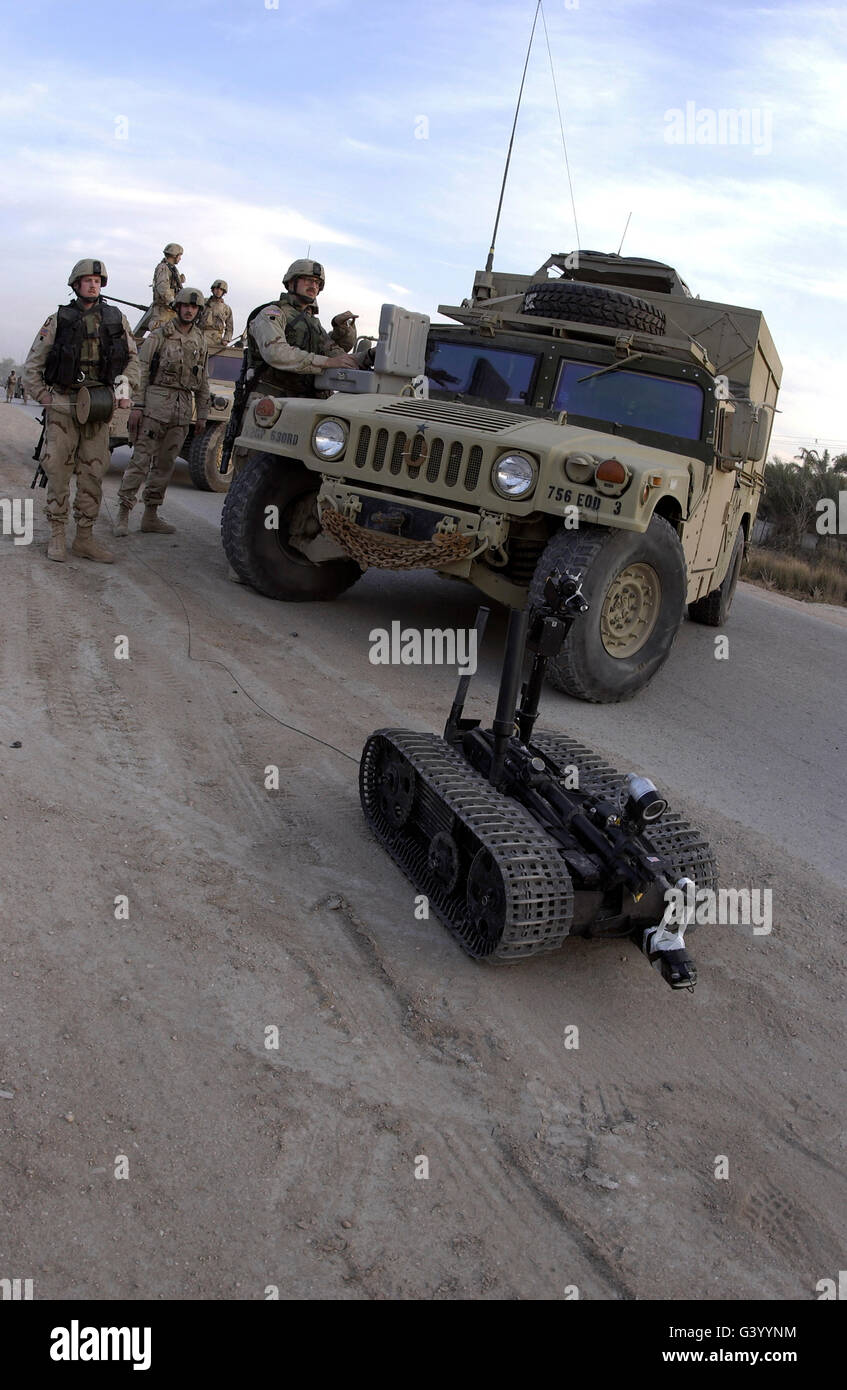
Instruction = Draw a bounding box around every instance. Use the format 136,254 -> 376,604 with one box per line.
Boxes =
221,251 -> 781,702
108,337 -> 240,494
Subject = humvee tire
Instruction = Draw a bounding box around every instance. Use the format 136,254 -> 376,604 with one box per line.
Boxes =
522,280 -> 666,336
688,526 -> 744,627
528,516 -> 686,702
188,423 -> 232,493
221,452 -> 362,601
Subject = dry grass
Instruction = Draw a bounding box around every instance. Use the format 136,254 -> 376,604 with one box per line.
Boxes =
743,545 -> 847,606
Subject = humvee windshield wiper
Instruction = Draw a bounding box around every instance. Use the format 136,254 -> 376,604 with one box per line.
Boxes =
577,353 -> 644,384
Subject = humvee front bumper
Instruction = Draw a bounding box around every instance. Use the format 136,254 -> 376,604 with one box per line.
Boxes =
318,477 -> 509,576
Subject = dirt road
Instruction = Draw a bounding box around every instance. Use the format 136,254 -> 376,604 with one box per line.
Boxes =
1,403 -> 844,1300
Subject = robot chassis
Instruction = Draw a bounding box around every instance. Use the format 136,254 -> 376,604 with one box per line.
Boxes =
360,571 -> 717,991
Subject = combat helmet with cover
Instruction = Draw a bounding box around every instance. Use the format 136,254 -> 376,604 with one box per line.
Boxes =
174,286 -> 205,308
163,243 -> 184,258
68,258 -> 108,288
283,259 -> 325,292
211,279 -> 228,293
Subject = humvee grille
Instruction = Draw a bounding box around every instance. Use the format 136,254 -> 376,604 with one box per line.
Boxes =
446,442 -> 463,487
372,427 -> 389,472
355,426 -> 371,468
426,438 -> 444,482
349,425 -> 488,495
465,445 -> 483,490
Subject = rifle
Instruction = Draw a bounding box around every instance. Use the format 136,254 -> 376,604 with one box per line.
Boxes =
101,293 -> 149,312
30,408 -> 48,488
219,348 -> 253,474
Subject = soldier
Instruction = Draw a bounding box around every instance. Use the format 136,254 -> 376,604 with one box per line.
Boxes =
114,286 -> 209,536
22,259 -> 138,563
5,370 -> 17,402
149,242 -> 186,331
233,259 -> 359,481
204,279 -> 233,350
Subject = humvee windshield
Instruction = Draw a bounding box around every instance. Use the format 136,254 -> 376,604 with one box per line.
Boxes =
425,340 -> 539,406
207,354 -> 242,382
553,359 -> 704,440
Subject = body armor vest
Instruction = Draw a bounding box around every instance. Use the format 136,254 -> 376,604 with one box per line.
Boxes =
164,260 -> 182,297
247,294 -> 325,397
44,301 -> 130,391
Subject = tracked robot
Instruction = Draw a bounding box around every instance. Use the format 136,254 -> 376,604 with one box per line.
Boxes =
360,572 -> 717,991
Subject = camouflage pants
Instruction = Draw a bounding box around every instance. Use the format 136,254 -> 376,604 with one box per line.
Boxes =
41,397 -> 111,525
5,386 -> 13,402
119,416 -> 187,509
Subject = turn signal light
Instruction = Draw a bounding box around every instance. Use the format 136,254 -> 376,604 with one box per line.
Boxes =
595,458 -> 627,484
255,397 -> 277,417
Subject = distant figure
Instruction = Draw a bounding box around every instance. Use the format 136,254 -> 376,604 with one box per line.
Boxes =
204,280 -> 233,350
149,242 -> 186,331
5,370 -> 16,402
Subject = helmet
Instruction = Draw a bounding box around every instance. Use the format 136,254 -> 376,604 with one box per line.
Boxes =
68,258 -> 108,288
211,279 -> 228,292
174,286 -> 205,308
283,259 -> 325,292
163,243 -> 184,257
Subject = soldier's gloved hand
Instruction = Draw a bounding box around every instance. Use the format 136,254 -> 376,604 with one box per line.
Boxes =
331,311 -> 357,329
115,396 -> 131,410
324,354 -> 359,369
128,408 -> 143,441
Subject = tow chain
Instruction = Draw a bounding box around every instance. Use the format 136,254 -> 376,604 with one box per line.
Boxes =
320,503 -> 480,571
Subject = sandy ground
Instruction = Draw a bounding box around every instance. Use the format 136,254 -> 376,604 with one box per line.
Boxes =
0,400 -> 844,1301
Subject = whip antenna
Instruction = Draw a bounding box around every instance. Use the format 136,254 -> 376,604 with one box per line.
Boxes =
539,1 -> 581,250
617,212 -> 632,256
486,1 -> 542,272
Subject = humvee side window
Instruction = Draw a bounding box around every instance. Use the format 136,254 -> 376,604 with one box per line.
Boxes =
553,360 -> 704,439
425,341 -> 539,405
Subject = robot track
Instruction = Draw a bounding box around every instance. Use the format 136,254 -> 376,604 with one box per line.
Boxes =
360,730 -> 574,960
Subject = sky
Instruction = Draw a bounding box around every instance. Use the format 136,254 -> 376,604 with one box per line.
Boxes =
1,0 -> 845,460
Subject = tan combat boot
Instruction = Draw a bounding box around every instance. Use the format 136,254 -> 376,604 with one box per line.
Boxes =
47,521 -> 67,563
113,505 -> 131,537
71,524 -> 114,564
141,506 -> 176,534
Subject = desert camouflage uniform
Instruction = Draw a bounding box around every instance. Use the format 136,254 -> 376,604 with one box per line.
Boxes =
5,371 -> 16,402
22,302 -> 138,525
149,258 -> 185,331
204,295 -> 233,350
233,295 -> 356,476
119,319 -> 209,511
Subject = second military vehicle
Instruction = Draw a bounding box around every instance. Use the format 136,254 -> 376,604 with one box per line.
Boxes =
221,251 -> 782,702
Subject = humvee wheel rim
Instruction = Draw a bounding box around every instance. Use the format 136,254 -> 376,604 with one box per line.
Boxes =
600,562 -> 661,658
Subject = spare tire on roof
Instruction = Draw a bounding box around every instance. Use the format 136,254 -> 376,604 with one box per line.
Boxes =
521,280 -> 666,336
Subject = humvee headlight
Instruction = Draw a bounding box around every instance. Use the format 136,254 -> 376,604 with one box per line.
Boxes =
211,394 -> 228,410
492,452 -> 537,498
312,418 -> 348,460
565,452 -> 596,484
